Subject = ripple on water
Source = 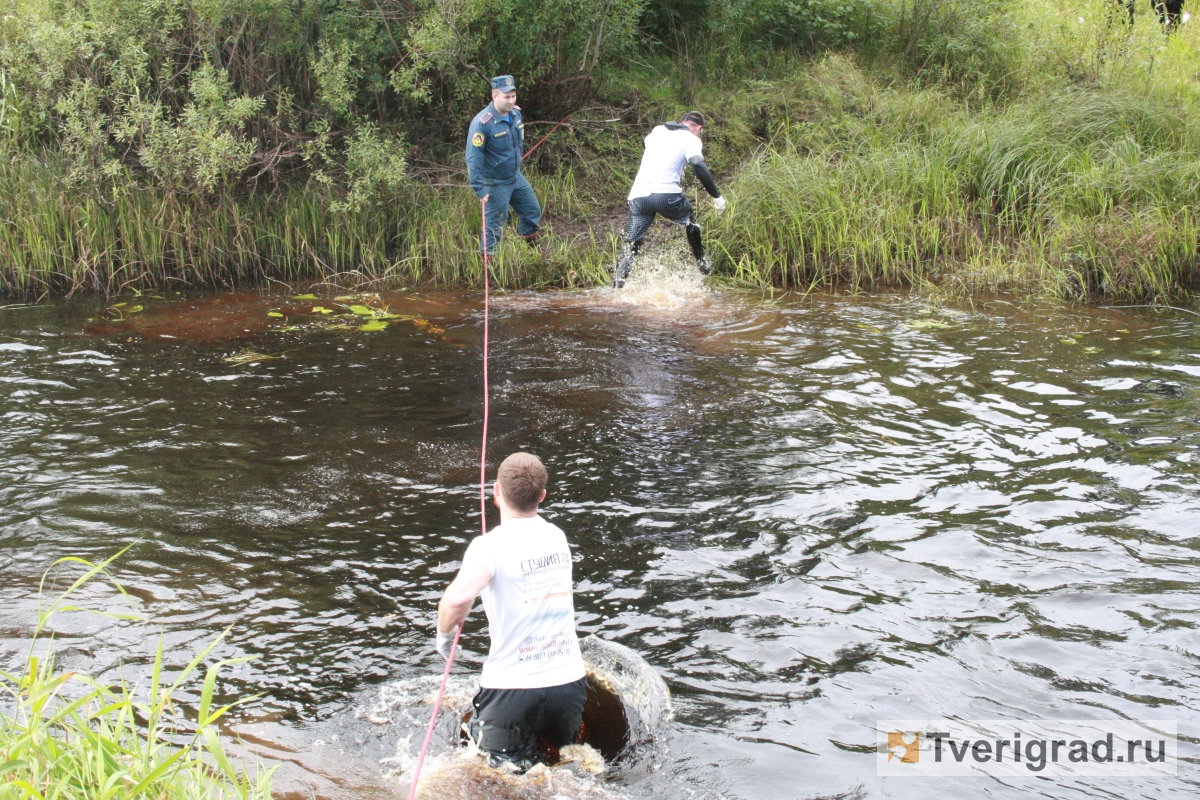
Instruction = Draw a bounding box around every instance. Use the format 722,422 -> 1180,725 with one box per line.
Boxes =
0,293 -> 1198,799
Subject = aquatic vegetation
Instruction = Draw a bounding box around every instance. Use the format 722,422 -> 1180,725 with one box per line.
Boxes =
0,549 -> 274,798
223,349 -> 280,365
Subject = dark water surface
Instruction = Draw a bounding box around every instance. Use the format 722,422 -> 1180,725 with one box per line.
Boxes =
2,285 -> 1199,798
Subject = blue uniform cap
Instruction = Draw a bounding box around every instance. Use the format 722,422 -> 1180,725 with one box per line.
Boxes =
490,75 -> 516,92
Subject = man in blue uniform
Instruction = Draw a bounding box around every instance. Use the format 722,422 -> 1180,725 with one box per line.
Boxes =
465,75 -> 542,255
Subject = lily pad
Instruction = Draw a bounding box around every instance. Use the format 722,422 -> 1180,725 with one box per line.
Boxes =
348,305 -> 375,316
292,294 -> 319,300
312,306 -> 334,314
1082,346 -> 1101,354
359,319 -> 389,332
267,311 -> 284,318
906,319 -> 951,330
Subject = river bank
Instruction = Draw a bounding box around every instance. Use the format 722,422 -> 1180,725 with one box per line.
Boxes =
3,4 -> 1200,306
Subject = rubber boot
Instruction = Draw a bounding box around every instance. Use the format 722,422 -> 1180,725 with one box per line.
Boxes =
613,242 -> 639,288
685,222 -> 710,275
520,230 -> 543,256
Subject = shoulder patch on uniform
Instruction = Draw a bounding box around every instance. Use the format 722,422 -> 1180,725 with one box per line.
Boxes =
480,112 -> 493,124
472,132 -> 484,147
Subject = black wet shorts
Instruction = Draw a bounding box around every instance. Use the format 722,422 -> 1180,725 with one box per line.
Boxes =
625,192 -> 695,243
468,676 -> 588,766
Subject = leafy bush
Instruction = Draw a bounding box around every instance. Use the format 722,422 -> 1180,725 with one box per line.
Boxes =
888,0 -> 1024,90
720,0 -> 885,51
0,0 -> 648,199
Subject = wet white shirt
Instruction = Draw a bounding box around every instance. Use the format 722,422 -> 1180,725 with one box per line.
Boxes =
461,515 -> 586,689
628,124 -> 704,199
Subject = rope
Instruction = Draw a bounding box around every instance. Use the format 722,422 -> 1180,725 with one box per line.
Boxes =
1098,304 -> 1200,318
407,196 -> 492,800
523,116 -> 570,162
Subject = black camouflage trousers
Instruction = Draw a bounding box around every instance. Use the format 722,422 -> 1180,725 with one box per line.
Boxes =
624,192 -> 696,244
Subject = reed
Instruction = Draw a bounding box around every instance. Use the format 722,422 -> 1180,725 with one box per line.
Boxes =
0,158 -> 611,296
0,549 -> 274,799
708,61 -> 1200,302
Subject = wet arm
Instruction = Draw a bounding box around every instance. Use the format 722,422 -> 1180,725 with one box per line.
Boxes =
437,562 -> 492,633
688,155 -> 721,198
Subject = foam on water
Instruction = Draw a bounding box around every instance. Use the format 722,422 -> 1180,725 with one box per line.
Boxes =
374,637 -> 670,799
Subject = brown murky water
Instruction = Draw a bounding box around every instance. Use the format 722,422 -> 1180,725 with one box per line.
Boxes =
1,275 -> 1198,798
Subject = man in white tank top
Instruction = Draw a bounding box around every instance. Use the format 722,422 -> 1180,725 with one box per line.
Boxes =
613,110 -> 727,287
436,452 -> 587,770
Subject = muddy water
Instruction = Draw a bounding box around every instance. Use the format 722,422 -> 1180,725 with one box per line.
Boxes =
1,280 -> 1199,799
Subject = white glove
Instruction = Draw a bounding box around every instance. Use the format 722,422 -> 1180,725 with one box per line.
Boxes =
436,629 -> 457,660
713,196 -> 726,215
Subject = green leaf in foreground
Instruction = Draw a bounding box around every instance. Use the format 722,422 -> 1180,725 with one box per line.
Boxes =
1,551 -> 275,798
292,294 -> 319,300
358,319 -> 389,332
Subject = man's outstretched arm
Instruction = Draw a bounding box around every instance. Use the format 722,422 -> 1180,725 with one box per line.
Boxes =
688,155 -> 721,198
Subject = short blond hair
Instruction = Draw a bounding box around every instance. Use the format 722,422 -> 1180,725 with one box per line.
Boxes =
497,453 -> 547,513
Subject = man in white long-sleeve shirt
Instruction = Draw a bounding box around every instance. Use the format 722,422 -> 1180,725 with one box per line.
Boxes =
435,452 -> 587,771
613,110 -> 727,288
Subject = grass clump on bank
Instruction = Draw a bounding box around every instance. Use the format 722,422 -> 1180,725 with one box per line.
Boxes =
710,56 -> 1200,302
0,550 -> 273,799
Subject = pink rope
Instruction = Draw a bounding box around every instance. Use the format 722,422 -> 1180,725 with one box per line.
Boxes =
407,196 -> 492,800
522,116 -> 570,161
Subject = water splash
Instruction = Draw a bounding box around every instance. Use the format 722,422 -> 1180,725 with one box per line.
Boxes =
606,242 -> 710,310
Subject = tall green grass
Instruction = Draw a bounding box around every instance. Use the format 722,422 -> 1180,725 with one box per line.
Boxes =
0,158 -> 611,296
708,55 -> 1200,302
0,549 -> 274,799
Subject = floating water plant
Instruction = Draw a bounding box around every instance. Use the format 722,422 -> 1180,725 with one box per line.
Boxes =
223,349 -> 279,365
906,319 -> 952,330
292,294 -> 319,301
358,319 -> 389,332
